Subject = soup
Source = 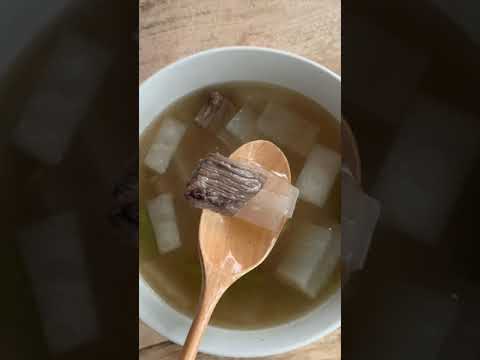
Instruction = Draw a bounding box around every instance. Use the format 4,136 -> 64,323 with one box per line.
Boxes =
139,82 -> 341,329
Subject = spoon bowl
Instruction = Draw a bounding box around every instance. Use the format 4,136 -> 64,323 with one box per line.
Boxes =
180,140 -> 291,360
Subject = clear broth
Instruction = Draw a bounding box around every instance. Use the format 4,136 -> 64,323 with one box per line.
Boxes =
139,82 -> 340,329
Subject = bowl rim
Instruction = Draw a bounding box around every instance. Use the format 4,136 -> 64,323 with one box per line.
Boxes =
140,45 -> 340,87
139,46 -> 341,358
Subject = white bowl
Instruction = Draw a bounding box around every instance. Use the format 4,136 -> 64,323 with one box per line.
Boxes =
139,47 -> 341,358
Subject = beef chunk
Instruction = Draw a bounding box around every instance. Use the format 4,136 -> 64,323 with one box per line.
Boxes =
194,91 -> 235,130
185,153 -> 266,215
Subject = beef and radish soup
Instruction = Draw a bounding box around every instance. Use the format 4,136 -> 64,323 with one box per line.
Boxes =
139,82 -> 341,329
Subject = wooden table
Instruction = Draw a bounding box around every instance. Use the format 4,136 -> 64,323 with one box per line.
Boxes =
140,0 -> 340,83
139,1 -> 341,359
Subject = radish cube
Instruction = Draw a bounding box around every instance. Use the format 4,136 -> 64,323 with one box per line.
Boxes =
235,163 -> 299,233
144,117 -> 187,174
296,144 -> 341,208
257,103 -> 319,156
277,223 -> 340,298
147,193 -> 181,253
225,105 -> 260,143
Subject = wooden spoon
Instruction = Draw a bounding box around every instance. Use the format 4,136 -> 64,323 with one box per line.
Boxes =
179,140 -> 292,360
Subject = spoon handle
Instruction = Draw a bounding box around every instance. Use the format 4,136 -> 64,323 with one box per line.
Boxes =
179,280 -> 223,360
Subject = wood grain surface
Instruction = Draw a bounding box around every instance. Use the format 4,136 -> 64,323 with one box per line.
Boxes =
140,0 -> 340,83
139,0 -> 341,359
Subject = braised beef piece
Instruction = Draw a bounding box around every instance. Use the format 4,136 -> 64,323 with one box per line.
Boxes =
185,153 -> 266,215
194,91 -> 235,130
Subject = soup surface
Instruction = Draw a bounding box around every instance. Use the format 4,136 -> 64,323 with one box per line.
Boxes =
139,82 -> 340,329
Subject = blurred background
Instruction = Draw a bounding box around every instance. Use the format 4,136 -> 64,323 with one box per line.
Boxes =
0,1 -> 138,359
343,1 -> 480,359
